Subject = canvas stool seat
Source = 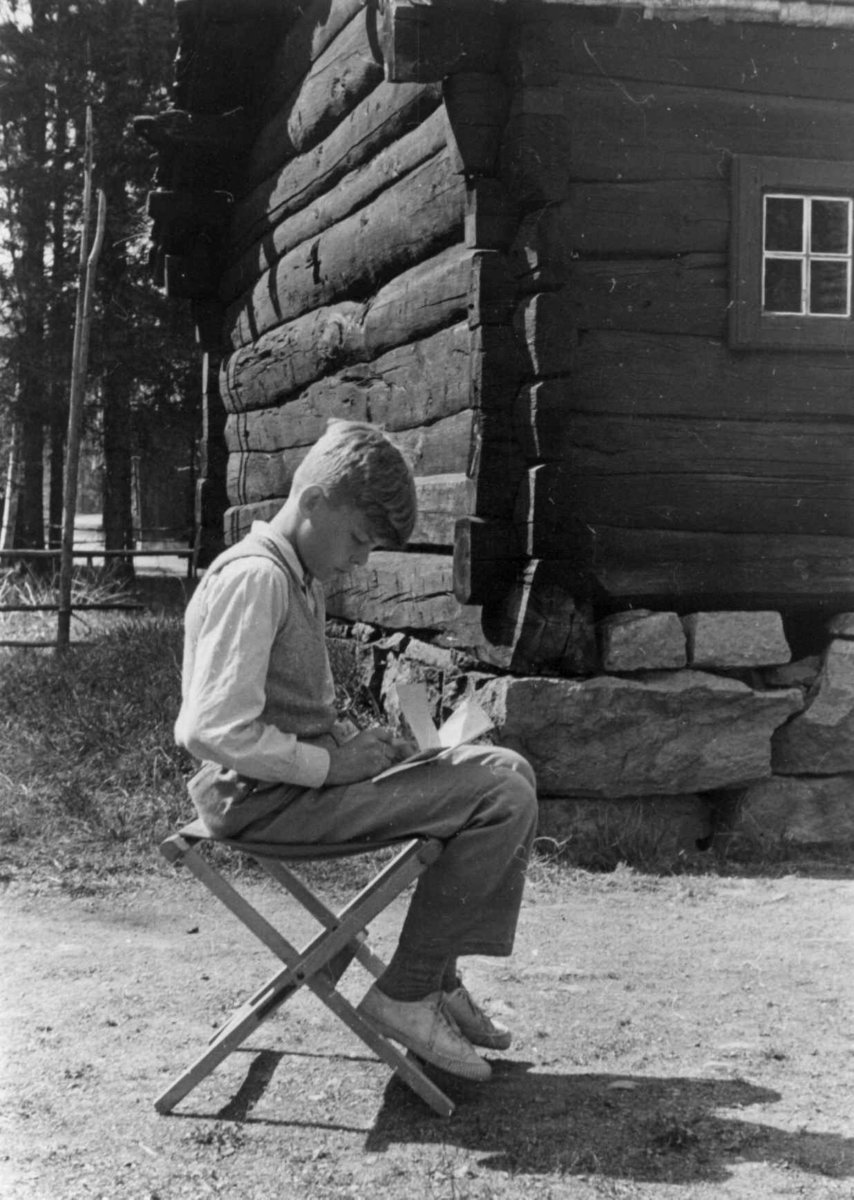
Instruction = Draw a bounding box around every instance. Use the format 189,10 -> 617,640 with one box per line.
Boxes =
154,819 -> 456,1118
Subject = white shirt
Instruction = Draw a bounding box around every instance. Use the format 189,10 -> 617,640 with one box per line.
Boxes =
175,525 -> 339,787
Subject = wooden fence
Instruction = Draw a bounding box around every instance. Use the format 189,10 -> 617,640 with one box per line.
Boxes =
0,548 -> 195,649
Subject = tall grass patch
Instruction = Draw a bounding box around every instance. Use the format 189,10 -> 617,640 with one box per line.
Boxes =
0,562 -> 144,645
0,614 -> 194,855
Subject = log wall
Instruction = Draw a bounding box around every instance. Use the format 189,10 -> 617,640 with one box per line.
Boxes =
210,0 -> 520,649
150,0 -> 854,669
502,4 -> 854,609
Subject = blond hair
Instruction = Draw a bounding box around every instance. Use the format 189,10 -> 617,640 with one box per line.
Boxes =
291,420 -> 417,548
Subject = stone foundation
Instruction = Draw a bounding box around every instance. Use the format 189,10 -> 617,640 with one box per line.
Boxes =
328,608 -> 854,861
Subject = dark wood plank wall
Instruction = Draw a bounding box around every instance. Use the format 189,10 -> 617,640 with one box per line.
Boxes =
217,0 -> 516,643
502,6 -> 854,607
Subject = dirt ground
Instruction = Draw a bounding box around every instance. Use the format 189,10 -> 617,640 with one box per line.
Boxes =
2,856 -> 853,1200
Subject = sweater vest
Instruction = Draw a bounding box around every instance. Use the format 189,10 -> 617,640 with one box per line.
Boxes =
202,527 -> 337,741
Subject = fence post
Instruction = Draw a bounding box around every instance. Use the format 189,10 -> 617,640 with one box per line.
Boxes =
57,108 -> 106,652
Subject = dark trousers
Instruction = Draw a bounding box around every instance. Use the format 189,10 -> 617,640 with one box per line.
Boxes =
237,745 -> 538,960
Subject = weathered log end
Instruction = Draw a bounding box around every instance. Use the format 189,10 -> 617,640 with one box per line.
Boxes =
482,559 -> 600,676
453,517 -> 521,606
378,0 -> 507,84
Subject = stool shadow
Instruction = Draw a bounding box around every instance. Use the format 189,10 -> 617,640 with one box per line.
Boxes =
366,1063 -> 854,1185
216,1049 -> 286,1122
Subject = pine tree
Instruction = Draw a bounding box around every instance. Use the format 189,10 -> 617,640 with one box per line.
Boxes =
0,0 -> 53,551
0,0 -> 198,562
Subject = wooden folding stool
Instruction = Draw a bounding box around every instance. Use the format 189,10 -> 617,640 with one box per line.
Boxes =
154,819 -> 455,1118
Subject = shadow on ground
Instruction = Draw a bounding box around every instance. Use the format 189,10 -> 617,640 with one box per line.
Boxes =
169,1047 -> 853,1187
364,1062 -> 852,1185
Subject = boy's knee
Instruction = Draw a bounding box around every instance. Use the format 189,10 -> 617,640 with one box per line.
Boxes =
490,762 -> 538,834
489,745 -> 538,795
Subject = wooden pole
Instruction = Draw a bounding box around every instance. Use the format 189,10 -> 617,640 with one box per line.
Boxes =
57,108 -> 106,652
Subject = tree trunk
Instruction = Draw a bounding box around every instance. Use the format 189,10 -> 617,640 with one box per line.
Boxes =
47,414 -> 65,548
97,0 -> 141,576
11,0 -> 50,556
102,370 -> 135,574
47,83 -> 70,551
14,406 -> 46,553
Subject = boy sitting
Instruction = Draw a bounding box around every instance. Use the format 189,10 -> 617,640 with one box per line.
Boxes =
175,419 -> 538,1082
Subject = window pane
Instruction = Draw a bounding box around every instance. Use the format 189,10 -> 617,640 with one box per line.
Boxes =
811,199 -> 850,255
765,196 -> 804,252
764,258 -> 803,313
810,260 -> 849,314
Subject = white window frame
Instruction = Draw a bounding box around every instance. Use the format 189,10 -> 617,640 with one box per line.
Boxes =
762,192 -> 852,318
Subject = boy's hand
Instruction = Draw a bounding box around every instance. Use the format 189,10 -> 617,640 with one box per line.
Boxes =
325,727 -> 412,785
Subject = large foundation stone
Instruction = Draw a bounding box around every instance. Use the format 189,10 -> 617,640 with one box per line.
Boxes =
732,774 -> 854,845
478,672 -> 803,798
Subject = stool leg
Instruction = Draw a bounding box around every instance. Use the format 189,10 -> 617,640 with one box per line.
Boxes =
156,944 -> 454,1119
155,978 -> 291,1114
259,858 -> 386,979
156,838 -> 454,1118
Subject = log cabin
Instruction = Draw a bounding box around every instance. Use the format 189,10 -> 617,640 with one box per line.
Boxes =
137,0 -> 854,674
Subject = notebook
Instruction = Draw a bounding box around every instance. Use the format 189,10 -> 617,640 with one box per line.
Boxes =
371,681 -> 493,782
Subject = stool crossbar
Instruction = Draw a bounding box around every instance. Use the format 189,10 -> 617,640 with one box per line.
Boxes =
154,819 -> 455,1117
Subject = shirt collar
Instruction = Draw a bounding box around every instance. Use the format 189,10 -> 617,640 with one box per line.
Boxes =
250,521 -> 315,593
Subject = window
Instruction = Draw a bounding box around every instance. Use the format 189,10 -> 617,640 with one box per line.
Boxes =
763,194 -> 851,317
730,156 -> 854,350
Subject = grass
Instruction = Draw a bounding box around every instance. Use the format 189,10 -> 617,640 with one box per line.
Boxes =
0,612 -> 192,854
